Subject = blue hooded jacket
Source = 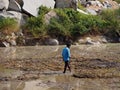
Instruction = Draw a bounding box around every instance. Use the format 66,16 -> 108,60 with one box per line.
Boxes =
62,47 -> 71,61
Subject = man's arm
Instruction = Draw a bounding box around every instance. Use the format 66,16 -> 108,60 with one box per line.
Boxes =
68,49 -> 71,58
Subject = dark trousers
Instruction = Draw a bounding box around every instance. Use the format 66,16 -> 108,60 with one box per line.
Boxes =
63,61 -> 71,73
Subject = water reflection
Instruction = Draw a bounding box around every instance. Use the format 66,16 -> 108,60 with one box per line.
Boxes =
1,75 -> 120,90
0,44 -> 119,60
0,46 -> 60,60
0,44 -> 120,90
4,47 -> 17,59
0,81 -> 25,90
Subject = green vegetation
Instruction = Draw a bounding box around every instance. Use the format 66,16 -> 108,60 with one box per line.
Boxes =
114,0 -> 120,3
0,6 -> 119,43
38,5 -> 51,15
24,6 -> 120,42
47,8 -> 73,39
25,16 -> 47,37
49,8 -> 105,40
77,1 -> 86,11
0,17 -> 18,34
99,8 -> 120,37
24,6 -> 51,38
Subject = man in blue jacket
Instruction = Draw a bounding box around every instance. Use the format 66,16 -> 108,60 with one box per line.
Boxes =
62,43 -> 71,73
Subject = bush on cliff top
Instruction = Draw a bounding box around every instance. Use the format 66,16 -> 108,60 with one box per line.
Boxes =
0,17 -> 18,34
24,6 -> 120,42
100,8 -> 120,37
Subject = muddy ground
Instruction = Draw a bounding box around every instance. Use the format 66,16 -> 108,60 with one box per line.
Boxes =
0,43 -> 120,90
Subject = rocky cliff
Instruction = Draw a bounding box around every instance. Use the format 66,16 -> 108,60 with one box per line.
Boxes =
0,0 -> 119,47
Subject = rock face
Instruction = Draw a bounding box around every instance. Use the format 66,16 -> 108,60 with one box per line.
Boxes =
1,41 -> 11,47
0,0 -> 119,47
0,11 -> 22,25
0,0 -> 9,10
84,0 -> 120,15
77,8 -> 88,14
77,36 -> 112,45
55,0 -> 78,10
0,0 -> 22,47
8,0 -> 22,12
0,0 -> 56,46
45,39 -> 59,45
22,0 -> 55,17
15,0 -> 24,7
44,10 -> 57,24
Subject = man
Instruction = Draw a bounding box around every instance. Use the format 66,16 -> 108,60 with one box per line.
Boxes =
62,43 -> 71,73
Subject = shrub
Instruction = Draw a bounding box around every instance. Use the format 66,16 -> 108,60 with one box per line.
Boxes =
100,8 -> 120,37
0,17 -> 19,34
63,9 -> 105,35
48,8 -> 106,40
25,16 -> 47,37
24,7 -> 120,43
24,6 -> 51,38
47,9 -> 73,38
47,18 -> 67,36
38,5 -> 51,15
72,22 -> 88,35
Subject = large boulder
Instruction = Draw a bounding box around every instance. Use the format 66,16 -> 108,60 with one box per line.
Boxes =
77,8 -> 88,14
0,0 -> 9,10
79,0 -> 87,5
0,11 -> 23,25
22,0 -> 55,17
2,41 -> 10,47
0,32 -> 18,47
44,10 -> 57,24
85,0 -> 119,15
45,39 -> 59,45
55,0 -> 70,8
15,0 -> 24,7
0,40 -> 10,47
4,33 -> 17,46
86,8 -> 97,15
55,0 -> 78,10
8,0 -> 22,12
102,0 -> 119,9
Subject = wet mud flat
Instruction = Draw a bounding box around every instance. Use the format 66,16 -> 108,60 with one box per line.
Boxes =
0,43 -> 120,90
